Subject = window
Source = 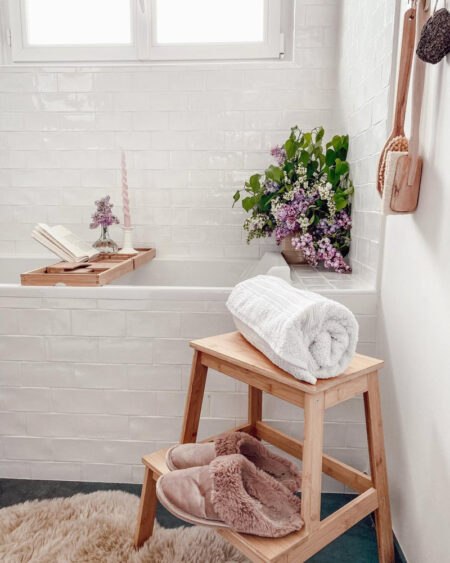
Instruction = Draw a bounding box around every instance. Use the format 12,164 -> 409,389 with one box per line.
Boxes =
8,0 -> 283,62
9,0 -> 136,61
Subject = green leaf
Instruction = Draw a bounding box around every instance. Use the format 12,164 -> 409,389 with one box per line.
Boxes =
327,168 -> 337,185
334,194 -> 348,211
325,148 -> 336,166
265,165 -> 283,183
331,135 -> 342,151
260,193 -> 275,212
284,138 -> 296,159
284,161 -> 295,175
335,159 -> 349,177
307,161 -> 318,178
336,199 -> 348,211
242,196 -> 256,212
315,127 -> 324,143
248,174 -> 261,193
299,150 -> 309,166
338,147 -> 348,161
232,190 -> 240,207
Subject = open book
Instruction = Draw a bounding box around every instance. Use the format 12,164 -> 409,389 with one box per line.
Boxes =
32,224 -> 98,263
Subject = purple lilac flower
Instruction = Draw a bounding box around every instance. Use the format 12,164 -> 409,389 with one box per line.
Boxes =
292,234 -> 351,273
316,237 -> 351,273
90,195 -> 120,229
264,180 -> 279,194
317,238 -> 350,272
271,145 -> 286,166
273,201 -> 301,232
292,233 -> 318,266
274,224 -> 295,243
316,211 -> 352,237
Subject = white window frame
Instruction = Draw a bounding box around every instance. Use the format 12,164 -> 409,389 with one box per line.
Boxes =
8,0 -> 283,63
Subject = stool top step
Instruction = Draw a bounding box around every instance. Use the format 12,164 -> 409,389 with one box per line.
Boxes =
190,332 -> 383,394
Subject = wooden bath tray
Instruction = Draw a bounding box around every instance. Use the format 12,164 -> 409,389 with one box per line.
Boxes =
21,248 -> 156,287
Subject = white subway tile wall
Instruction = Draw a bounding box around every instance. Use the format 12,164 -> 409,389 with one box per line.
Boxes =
0,0 -> 391,488
0,0 -> 349,263
338,0 -> 396,284
0,291 -> 376,489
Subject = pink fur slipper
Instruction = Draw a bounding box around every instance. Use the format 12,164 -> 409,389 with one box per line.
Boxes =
156,454 -> 303,538
166,431 -> 301,492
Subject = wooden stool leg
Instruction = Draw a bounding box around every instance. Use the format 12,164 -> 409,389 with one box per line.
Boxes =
180,350 -> 208,443
301,393 -> 325,533
364,373 -> 394,563
134,467 -> 157,548
248,386 -> 262,426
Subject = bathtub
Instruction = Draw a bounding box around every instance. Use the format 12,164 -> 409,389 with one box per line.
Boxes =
0,253 -> 376,487
1,252 -> 290,290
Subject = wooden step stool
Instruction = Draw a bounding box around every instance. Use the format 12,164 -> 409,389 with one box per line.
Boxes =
134,332 -> 394,563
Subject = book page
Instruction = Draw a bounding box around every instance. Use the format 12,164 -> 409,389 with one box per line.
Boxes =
32,230 -> 74,262
39,224 -> 97,260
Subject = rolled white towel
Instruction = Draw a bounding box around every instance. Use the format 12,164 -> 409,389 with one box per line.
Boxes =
226,275 -> 359,384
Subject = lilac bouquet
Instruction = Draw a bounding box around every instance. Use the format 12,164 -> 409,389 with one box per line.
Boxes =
90,196 -> 120,229
233,127 -> 353,273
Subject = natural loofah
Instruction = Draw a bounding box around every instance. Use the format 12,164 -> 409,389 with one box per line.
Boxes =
378,136 -> 409,195
416,8 -> 450,64
381,151 -> 408,215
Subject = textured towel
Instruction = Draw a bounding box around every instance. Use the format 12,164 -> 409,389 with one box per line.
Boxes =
226,275 -> 359,384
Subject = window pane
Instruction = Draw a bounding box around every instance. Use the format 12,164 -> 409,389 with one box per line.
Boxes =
25,0 -> 132,45
155,0 -> 265,44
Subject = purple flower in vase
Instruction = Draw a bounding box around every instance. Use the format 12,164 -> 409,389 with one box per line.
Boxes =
316,237 -> 351,273
264,180 -> 279,194
90,195 -> 120,229
271,145 -> 287,166
292,233 -> 318,266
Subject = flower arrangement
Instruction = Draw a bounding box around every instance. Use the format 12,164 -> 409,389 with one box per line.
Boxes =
233,127 -> 353,273
90,196 -> 120,230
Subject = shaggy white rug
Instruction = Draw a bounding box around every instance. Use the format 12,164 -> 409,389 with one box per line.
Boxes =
0,490 -> 249,562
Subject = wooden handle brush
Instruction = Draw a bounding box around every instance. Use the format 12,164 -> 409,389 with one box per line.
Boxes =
390,0 -> 429,212
377,7 -> 417,196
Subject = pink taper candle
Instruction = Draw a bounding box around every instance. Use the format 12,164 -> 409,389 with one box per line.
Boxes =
121,149 -> 131,228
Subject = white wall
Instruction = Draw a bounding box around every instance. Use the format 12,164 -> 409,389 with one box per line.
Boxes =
0,0 -> 347,262
338,0 -> 396,285
338,1 -> 450,558
0,286 -> 377,486
377,21 -> 450,563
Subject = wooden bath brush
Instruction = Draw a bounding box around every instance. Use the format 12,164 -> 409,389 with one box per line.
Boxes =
377,7 -> 417,197
390,1 -> 430,213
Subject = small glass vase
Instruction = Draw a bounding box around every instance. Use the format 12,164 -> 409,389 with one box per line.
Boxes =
93,225 -> 118,254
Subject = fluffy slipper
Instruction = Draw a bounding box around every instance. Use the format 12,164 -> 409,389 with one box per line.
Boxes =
166,431 -> 301,492
156,454 -> 303,538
